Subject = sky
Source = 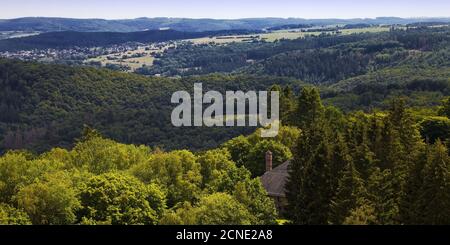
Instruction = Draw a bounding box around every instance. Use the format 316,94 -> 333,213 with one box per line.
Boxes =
1,0 -> 449,20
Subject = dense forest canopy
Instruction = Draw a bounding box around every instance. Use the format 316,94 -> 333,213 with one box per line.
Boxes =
1,87 -> 449,225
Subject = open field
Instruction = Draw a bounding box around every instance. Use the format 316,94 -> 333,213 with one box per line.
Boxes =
0,31 -> 41,40
84,26 -> 392,71
188,26 -> 391,44
85,44 -> 173,71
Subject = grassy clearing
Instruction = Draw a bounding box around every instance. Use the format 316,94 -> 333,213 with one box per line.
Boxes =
85,45 -> 171,71
84,26 -> 392,71
188,26 -> 391,44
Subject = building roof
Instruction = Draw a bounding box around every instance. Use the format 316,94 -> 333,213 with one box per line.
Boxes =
260,160 -> 291,197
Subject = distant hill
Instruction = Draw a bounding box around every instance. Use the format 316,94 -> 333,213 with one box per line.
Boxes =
0,58 -> 302,152
0,17 -> 449,33
0,29 -> 258,51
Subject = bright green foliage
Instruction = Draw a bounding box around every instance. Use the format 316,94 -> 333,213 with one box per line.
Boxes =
198,149 -> 236,189
343,201 -> 377,225
233,179 -> 278,224
274,126 -> 301,151
0,152 -> 63,203
16,171 -> 80,225
77,172 -> 166,225
193,193 -> 254,225
198,151 -> 231,184
438,97 -> 450,118
222,126 -> 299,176
131,150 -> 202,207
247,140 -> 292,177
221,136 -> 251,167
0,203 -> 31,225
70,135 -> 151,174
163,193 -> 254,225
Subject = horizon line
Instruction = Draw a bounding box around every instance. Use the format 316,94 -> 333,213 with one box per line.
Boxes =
2,16 -> 450,21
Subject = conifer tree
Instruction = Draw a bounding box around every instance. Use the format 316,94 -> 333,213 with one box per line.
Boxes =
280,86 -> 297,125
329,161 -> 366,224
419,141 -> 450,224
366,167 -> 399,224
294,87 -> 324,129
286,87 -> 333,224
399,150 -> 427,224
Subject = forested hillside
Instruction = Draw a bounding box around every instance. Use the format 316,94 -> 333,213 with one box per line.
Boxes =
139,27 -> 449,85
1,87 -> 449,225
0,29 -> 257,51
0,58 -> 306,152
1,17 -> 448,32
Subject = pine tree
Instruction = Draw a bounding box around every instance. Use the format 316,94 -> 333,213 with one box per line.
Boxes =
419,141 -> 450,224
287,124 -> 334,224
367,167 -> 399,224
280,86 -> 297,125
286,93 -> 335,224
329,161 -> 366,224
294,87 -> 324,129
399,150 -> 427,224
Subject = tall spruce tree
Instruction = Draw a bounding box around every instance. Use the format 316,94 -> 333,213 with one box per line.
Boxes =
286,87 -> 335,224
329,161 -> 366,224
399,149 -> 427,224
293,87 -> 324,129
419,141 -> 450,224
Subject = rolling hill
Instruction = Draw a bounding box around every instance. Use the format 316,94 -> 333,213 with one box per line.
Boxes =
1,17 -> 449,32
0,29 -> 259,51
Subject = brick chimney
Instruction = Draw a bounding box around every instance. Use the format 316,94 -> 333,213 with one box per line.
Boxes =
265,150 -> 273,172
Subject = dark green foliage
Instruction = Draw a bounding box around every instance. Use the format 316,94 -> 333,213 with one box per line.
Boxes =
420,116 -> 450,143
417,141 -> 450,224
329,161 -> 366,225
0,29 -> 259,51
0,58 -> 305,153
285,86 -> 447,225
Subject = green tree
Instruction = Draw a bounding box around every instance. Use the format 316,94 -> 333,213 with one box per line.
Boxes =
293,87 -> 325,129
70,135 -> 151,174
279,86 -> 297,125
221,135 -> 251,167
343,201 -> 377,225
15,171 -> 80,225
329,161 -> 366,224
131,150 -> 202,207
246,140 -> 292,177
0,152 -> 62,203
77,172 -> 166,225
233,179 -> 278,224
0,203 -> 31,225
366,168 -> 399,224
438,97 -> 450,118
286,122 -> 334,224
168,193 -> 255,225
193,193 -> 254,225
418,141 -> 450,224
420,116 -> 450,143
